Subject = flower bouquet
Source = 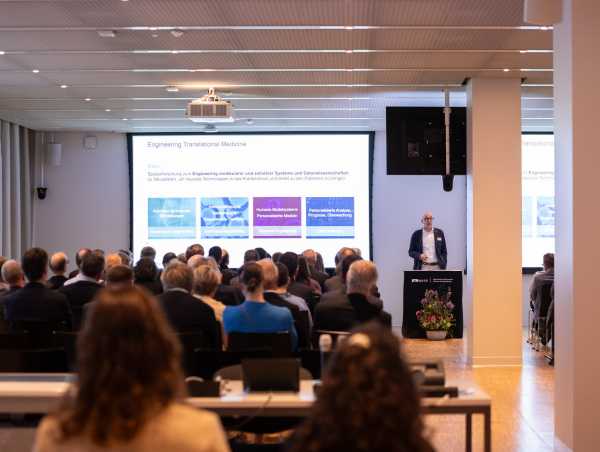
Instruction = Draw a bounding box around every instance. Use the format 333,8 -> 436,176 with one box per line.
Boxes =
416,289 -> 455,340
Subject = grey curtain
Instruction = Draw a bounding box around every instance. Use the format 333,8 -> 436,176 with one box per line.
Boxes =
0,120 -> 36,259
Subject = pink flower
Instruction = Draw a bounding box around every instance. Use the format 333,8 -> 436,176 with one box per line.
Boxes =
446,302 -> 455,310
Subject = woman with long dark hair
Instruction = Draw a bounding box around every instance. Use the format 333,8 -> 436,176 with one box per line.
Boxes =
33,286 -> 229,452
288,323 -> 434,452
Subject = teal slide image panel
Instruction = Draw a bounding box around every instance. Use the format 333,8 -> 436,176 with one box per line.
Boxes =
148,197 -> 196,239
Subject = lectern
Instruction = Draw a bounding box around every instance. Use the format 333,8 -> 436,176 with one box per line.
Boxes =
402,270 -> 463,338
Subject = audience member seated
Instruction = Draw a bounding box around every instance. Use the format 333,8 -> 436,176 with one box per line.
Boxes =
274,262 -> 313,329
193,264 -> 227,348
255,247 -> 270,260
0,260 -> 25,329
279,252 -> 316,308
324,247 -> 356,293
59,251 -> 105,329
105,265 -> 134,290
314,260 -> 387,332
47,252 -> 69,290
302,249 -> 329,290
223,262 -> 298,350
117,249 -> 133,267
162,252 -> 177,269
228,249 -> 259,289
297,255 -> 322,294
288,323 -> 433,452
158,262 -> 220,348
140,245 -> 157,262
185,243 -> 205,261
0,256 -> 8,294
188,256 -> 243,306
5,247 -> 72,330
66,248 -> 91,282
134,257 -> 163,295
530,252 -> 555,313
104,253 -> 123,271
33,286 -> 230,452
259,259 -> 306,342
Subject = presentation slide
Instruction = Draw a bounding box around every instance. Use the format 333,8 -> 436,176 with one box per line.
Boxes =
131,133 -> 372,267
522,134 -> 554,268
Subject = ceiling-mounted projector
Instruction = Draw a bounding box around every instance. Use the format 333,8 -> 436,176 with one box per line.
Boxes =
186,88 -> 234,123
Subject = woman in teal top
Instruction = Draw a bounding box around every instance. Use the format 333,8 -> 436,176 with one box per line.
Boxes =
223,262 -> 298,350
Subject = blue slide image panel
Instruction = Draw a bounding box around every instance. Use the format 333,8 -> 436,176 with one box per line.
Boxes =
306,197 -> 355,238
201,197 -> 249,239
148,197 -> 196,239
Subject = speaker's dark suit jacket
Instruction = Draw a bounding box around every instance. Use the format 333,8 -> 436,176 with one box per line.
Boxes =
408,227 -> 448,270
314,290 -> 388,331
158,289 -> 220,349
5,282 -> 72,330
59,280 -> 103,330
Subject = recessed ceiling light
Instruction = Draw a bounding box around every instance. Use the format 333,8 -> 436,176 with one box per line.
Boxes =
105,109 -> 111,112
519,50 -> 528,54
345,50 -> 353,54
166,86 -> 179,92
60,84 -> 68,88
503,68 -> 510,72
98,30 -> 117,38
152,33 -> 159,38
32,69 -> 40,73
122,118 -> 128,121
84,98 -> 92,101
0,51 -> 5,55
170,29 -> 184,38
171,50 -> 179,54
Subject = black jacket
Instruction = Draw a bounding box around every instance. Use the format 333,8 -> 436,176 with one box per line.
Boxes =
314,291 -> 386,331
59,280 -> 103,330
5,282 -> 72,330
158,290 -> 220,349
48,275 -> 68,290
215,284 -> 244,306
408,228 -> 448,270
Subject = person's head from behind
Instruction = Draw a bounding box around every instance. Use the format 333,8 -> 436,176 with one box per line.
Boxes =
75,248 -> 91,269
104,253 -> 122,271
255,247 -> 269,260
240,262 -> 264,298
543,253 -> 554,271
302,249 -> 317,267
272,252 -> 282,263
1,259 -> 25,288
117,249 -> 133,267
49,252 -> 69,276
185,243 -> 204,261
243,249 -> 259,265
161,261 -> 193,292
275,262 -> 290,290
279,251 -> 299,281
187,254 -> 210,270
140,246 -> 156,261
162,252 -> 177,268
297,255 -> 312,281
220,249 -> 229,268
54,287 -> 183,445
257,259 -> 278,290
290,323 -> 432,452
334,247 -> 356,271
347,260 -> 378,296
105,265 -> 134,290
340,254 -> 362,285
134,257 -> 158,283
81,251 -> 105,281
22,247 -> 49,283
0,256 -> 7,284
193,264 -> 221,298
208,246 -> 222,264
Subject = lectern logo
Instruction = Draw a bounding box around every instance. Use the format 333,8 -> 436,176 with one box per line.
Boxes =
411,278 -> 430,283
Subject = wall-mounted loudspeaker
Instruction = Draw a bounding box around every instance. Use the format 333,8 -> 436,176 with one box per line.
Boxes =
524,0 -> 561,25
47,143 -> 62,166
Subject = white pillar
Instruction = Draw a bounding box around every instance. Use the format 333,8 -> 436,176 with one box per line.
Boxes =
466,78 -> 522,365
553,1 -> 600,450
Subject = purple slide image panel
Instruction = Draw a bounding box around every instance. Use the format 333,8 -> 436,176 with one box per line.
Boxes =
253,197 -> 302,238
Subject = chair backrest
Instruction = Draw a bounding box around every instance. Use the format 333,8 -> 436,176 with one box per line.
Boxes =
11,320 -> 68,348
0,332 -> 32,350
193,349 -> 272,380
54,331 -> 78,371
295,310 -> 311,349
176,332 -> 210,375
536,282 -> 554,319
227,331 -> 292,356
0,348 -> 69,372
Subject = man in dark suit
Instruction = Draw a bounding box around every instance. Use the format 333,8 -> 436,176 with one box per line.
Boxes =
158,261 -> 220,349
408,212 -> 448,270
59,250 -> 104,329
314,260 -> 389,331
279,252 -> 318,311
323,247 -> 356,292
5,248 -> 72,330
302,249 -> 329,291
66,247 -> 91,280
258,259 -> 309,347
48,252 -> 69,290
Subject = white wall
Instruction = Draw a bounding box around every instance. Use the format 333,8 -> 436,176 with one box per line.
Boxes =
33,132 -> 129,271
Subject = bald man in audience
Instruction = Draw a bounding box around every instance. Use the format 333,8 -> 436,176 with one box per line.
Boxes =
104,253 -> 123,271
0,260 -> 25,297
302,249 -> 329,291
48,252 -> 69,290
65,247 -> 91,285
324,247 -> 356,292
